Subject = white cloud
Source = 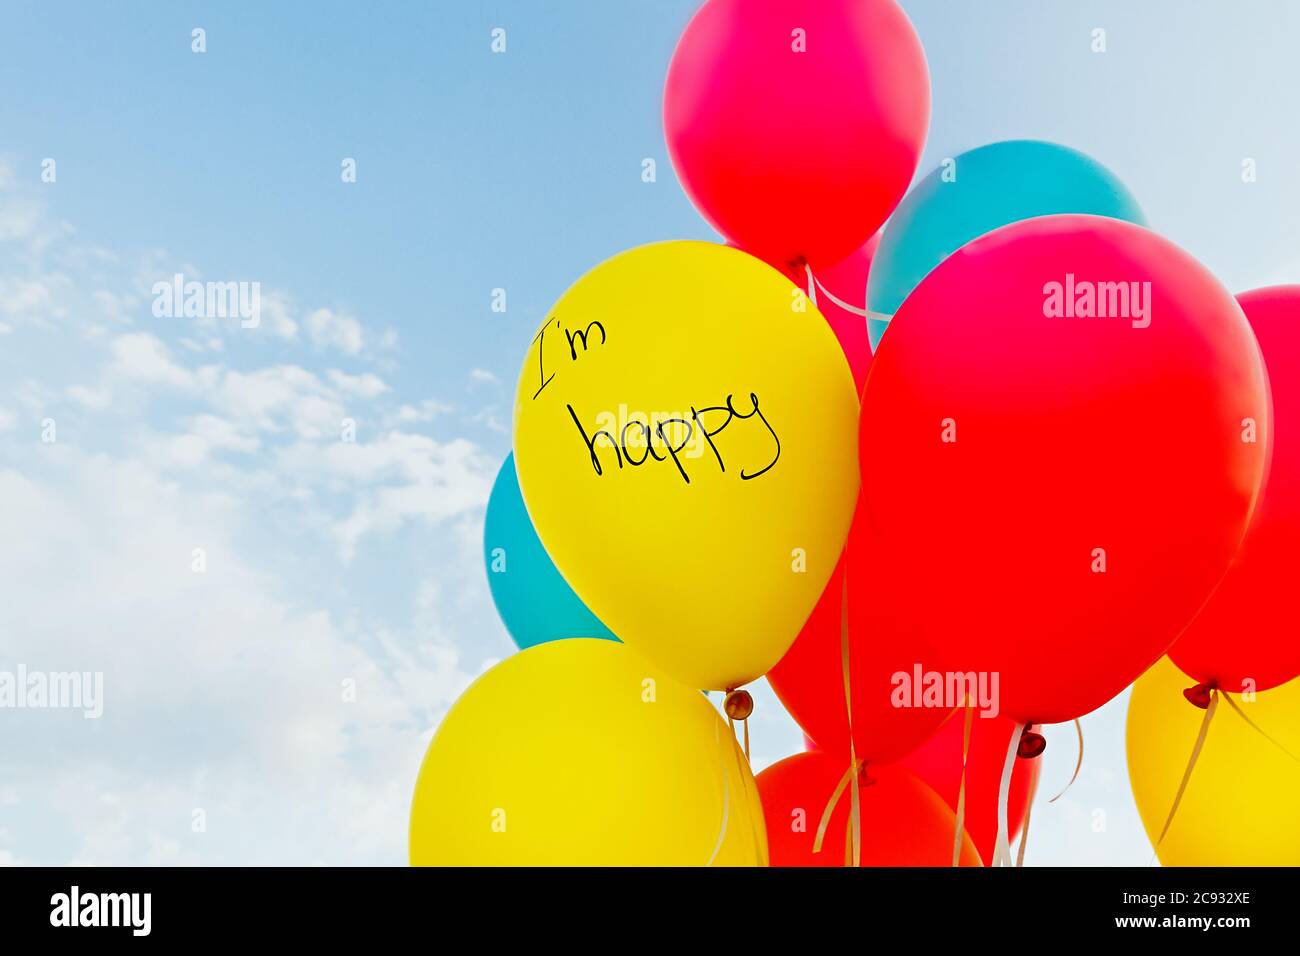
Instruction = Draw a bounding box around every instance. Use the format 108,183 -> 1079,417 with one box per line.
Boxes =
395,399 -> 453,423
257,290 -> 299,341
109,333 -> 197,389
65,384 -> 113,409
276,432 -> 494,561
212,365 -> 344,439
0,199 -> 42,243
0,275 -> 70,326
0,452 -> 480,864
328,369 -> 389,399
306,307 -> 364,355
145,414 -> 261,469
468,404 -> 509,434
0,152 -> 508,866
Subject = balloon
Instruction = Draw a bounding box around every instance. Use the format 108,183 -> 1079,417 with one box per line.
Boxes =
1127,656 -> 1300,865
513,241 -> 859,691
866,140 -> 1146,350
807,235 -> 879,393
410,639 -> 766,865
858,215 -> 1271,725
757,752 -> 981,866
899,713 -> 1042,864
768,537 -> 952,765
734,235 -> 879,394
664,0 -> 929,269
1170,286 -> 1300,694
483,453 -> 617,649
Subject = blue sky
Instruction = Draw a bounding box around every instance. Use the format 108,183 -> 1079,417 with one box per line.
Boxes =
2,1 -> 1298,864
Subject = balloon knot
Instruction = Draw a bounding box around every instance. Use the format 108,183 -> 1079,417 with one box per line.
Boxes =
1182,682 -> 1215,710
1017,728 -> 1047,759
723,689 -> 754,721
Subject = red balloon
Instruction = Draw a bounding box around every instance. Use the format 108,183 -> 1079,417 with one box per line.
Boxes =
899,713 -> 1042,864
857,215 -> 1271,725
758,751 -> 982,866
664,0 -> 929,269
1170,286 -> 1300,694
768,534 -> 952,765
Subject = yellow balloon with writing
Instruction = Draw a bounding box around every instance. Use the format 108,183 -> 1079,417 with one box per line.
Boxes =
409,639 -> 767,865
1126,655 -> 1300,865
513,241 -> 860,691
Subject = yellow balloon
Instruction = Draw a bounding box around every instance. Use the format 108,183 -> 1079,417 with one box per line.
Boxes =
513,241 -> 859,690
409,639 -> 767,866
1127,655 -> 1300,865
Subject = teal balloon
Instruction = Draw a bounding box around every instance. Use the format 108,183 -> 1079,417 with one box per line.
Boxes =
483,454 -> 618,649
866,140 -> 1146,350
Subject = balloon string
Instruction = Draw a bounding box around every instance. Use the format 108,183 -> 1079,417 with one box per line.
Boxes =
812,569 -> 863,866
804,264 -> 819,309
1156,690 -> 1218,848
716,709 -> 766,865
1048,719 -> 1084,803
804,264 -> 870,317
733,722 -> 766,865
1015,789 -> 1033,867
1218,691 -> 1300,763
841,570 -> 862,867
848,757 -> 862,866
993,721 -> 1025,867
725,713 -> 751,764
705,720 -> 731,867
952,698 -> 974,867
812,758 -> 863,855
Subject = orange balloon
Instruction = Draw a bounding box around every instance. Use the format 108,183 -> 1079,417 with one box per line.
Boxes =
757,751 -> 982,866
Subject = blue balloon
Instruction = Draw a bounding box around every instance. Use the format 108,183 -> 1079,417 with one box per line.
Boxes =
483,453 -> 618,649
866,139 -> 1146,350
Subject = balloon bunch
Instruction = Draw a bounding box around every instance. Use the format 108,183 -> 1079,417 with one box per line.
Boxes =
410,0 -> 1299,867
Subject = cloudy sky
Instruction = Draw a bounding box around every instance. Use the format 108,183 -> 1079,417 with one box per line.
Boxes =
2,1 -> 1299,865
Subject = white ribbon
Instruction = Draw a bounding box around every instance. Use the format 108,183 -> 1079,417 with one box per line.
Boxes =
993,721 -> 1025,867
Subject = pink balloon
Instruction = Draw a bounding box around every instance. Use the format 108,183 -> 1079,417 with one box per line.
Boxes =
665,0 -> 930,269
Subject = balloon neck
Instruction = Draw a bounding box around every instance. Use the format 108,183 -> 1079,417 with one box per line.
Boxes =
723,688 -> 754,721
1182,681 -> 1216,710
1017,727 -> 1047,759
